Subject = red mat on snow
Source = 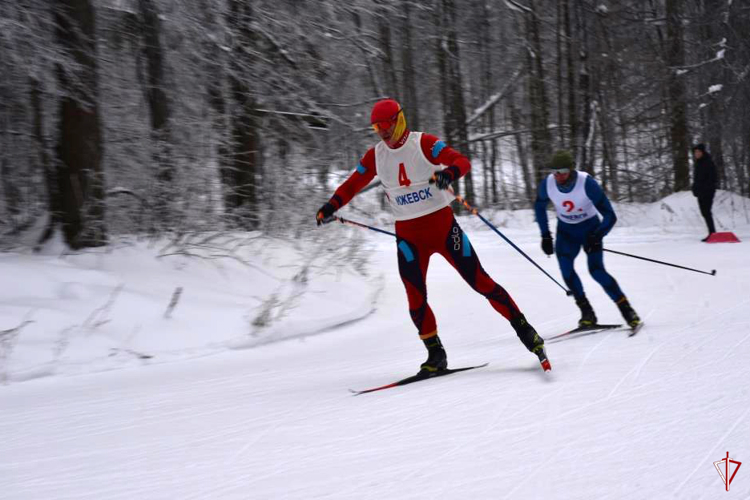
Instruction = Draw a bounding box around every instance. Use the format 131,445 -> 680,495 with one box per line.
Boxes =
706,232 -> 741,243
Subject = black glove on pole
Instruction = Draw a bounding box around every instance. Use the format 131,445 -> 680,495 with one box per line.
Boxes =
541,233 -> 554,255
432,169 -> 454,190
316,202 -> 336,226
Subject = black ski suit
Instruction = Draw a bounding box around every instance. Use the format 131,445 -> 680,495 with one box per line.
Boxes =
692,153 -> 718,234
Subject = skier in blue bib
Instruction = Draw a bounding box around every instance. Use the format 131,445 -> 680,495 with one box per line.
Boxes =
534,150 -> 642,329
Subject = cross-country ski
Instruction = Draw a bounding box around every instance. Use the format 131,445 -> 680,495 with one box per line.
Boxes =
349,363 -> 489,395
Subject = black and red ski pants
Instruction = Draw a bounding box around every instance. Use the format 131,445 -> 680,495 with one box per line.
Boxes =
395,206 -> 522,340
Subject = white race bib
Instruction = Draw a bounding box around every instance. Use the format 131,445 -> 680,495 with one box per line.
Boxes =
546,171 -> 598,224
375,132 -> 454,221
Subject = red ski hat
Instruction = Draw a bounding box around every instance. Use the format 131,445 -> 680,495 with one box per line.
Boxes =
370,99 -> 401,124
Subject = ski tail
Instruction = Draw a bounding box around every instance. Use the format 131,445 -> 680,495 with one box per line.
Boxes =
534,346 -> 552,372
628,321 -> 644,337
547,323 -> 622,342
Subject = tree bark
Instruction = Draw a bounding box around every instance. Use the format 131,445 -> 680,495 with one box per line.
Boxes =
665,0 -> 690,191
376,0 -> 399,101
525,0 -> 553,185
564,0 -> 576,151
576,2 -> 594,174
509,95 -> 534,203
400,1 -> 419,130
138,0 -> 172,179
226,0 -> 260,228
556,0 -> 565,147
702,0 -> 726,189
48,0 -> 106,249
438,0 -> 473,203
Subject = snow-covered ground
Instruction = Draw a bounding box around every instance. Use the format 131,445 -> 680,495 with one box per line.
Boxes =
1,191 -> 749,499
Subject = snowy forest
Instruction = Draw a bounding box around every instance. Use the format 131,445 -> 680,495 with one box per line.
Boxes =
1,0 -> 749,249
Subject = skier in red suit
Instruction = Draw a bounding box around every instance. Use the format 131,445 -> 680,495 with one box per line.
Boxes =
316,99 -> 549,374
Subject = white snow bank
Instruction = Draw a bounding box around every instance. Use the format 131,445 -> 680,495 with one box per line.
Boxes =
460,190 -> 750,239
1,190 -> 748,383
0,233 -> 378,383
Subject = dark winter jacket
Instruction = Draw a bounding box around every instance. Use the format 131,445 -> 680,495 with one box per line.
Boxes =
691,153 -> 718,198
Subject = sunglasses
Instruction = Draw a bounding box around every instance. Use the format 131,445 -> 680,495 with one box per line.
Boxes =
372,120 -> 396,132
371,109 -> 402,132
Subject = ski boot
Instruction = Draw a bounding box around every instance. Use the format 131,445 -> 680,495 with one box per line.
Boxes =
510,315 -> 551,372
576,297 -> 598,328
419,335 -> 448,376
617,297 -> 642,329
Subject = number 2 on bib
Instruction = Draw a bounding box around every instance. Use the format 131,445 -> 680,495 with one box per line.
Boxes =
398,163 -> 412,187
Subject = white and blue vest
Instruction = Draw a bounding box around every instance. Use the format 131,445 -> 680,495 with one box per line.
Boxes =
546,171 -> 598,224
375,132 -> 454,221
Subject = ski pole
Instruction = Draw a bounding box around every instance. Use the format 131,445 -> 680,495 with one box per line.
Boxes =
333,216 -> 396,237
436,180 -> 572,296
333,194 -> 572,296
603,248 -> 717,276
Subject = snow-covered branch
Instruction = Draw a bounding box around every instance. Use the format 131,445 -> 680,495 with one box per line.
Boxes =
465,64 -> 525,127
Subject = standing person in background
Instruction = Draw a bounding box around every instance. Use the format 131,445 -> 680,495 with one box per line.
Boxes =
534,150 -> 642,331
316,98 -> 550,374
691,144 -> 718,242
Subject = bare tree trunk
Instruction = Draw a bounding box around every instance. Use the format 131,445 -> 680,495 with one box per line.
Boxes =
576,2 -> 594,173
138,0 -> 172,177
137,0 -> 174,228
31,78 -> 50,192
478,0 -> 494,206
400,1 -> 419,130
491,137 -> 500,204
732,139 -> 747,198
598,90 -> 619,198
525,0 -> 553,185
226,0 -> 260,228
509,95 -> 534,203
595,11 -> 620,197
376,0 -> 399,100
617,106 -> 634,202
352,10 -> 383,97
47,0 -> 106,249
482,138 -> 491,209
1,90 -> 20,223
564,0 -> 576,151
556,0 -> 565,147
703,0 -> 726,188
666,0 -> 690,191
439,0 -> 473,203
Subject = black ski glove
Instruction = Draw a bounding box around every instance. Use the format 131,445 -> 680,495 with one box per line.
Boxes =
541,233 -> 554,255
316,202 -> 336,226
583,233 -> 603,254
432,169 -> 454,190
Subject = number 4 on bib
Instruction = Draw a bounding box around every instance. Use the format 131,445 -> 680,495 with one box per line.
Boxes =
398,163 -> 412,187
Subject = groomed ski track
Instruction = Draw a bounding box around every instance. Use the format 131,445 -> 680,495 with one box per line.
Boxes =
2,224 -> 749,499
